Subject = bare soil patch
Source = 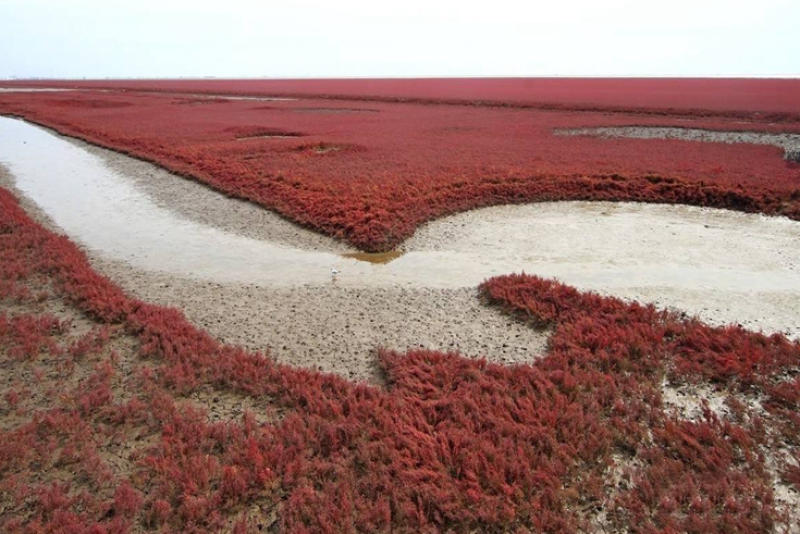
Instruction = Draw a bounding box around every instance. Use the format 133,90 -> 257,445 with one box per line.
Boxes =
557,125 -> 800,161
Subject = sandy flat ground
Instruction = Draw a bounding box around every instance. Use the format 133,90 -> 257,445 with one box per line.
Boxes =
402,201 -> 800,339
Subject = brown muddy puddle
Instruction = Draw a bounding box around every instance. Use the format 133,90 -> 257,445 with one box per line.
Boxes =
1,116 -> 799,310
341,251 -> 404,264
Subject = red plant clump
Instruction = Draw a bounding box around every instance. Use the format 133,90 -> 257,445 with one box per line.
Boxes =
2,184 -> 800,533
0,312 -> 65,360
1,85 -> 799,251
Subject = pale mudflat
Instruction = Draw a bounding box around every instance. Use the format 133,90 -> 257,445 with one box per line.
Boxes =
1,117 -> 798,382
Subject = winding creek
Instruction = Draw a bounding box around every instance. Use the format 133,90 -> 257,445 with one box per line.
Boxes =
1,115 -> 799,377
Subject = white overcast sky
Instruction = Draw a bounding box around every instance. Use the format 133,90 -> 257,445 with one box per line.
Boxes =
0,0 -> 798,79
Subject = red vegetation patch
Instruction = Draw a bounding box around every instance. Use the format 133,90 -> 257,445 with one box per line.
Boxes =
7,78 -> 800,119
0,312 -> 65,360
2,186 -> 799,532
2,89 -> 800,251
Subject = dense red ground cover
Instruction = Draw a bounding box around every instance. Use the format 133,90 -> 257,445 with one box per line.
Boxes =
3,183 -> 800,533
1,88 -> 799,251
5,78 -> 800,118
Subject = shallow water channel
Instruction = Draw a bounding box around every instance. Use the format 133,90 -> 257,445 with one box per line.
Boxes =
1,116 -> 799,309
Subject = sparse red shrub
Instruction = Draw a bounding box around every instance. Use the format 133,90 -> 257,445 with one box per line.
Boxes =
4,388 -> 22,410
113,481 -> 143,519
0,312 -> 64,360
68,327 -> 112,359
783,464 -> 800,492
144,498 -> 172,528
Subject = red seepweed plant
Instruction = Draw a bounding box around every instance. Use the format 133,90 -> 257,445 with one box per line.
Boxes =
2,185 -> 800,533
